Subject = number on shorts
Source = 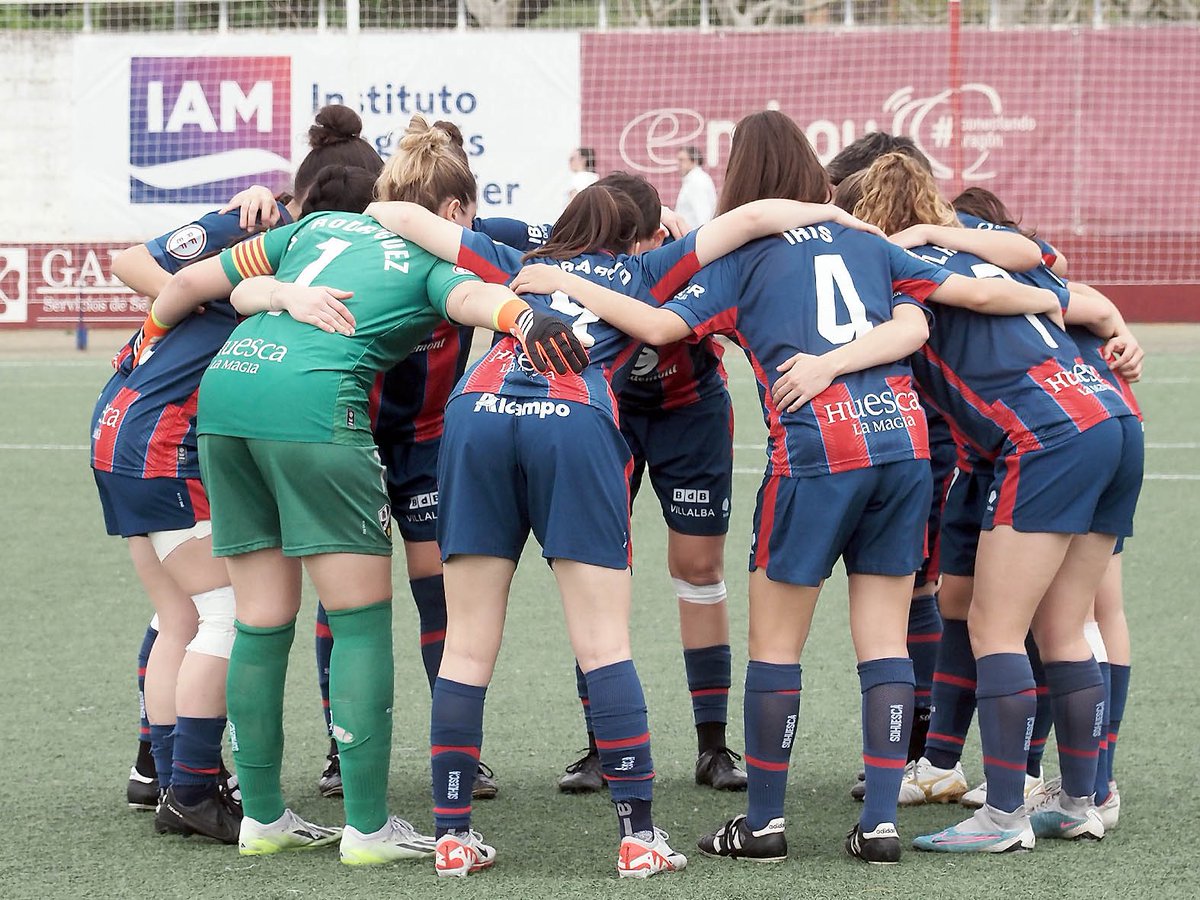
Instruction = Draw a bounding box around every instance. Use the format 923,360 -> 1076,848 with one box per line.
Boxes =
969,262 -> 1059,349
548,290 -> 599,348
815,254 -> 873,345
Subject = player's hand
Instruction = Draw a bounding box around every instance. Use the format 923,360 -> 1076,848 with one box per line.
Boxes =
130,311 -> 171,368
1105,330 -> 1144,383
275,284 -> 356,335
511,307 -> 589,376
888,224 -> 930,248
832,208 -> 885,239
221,185 -> 279,232
510,264 -> 570,297
659,205 -> 689,239
772,351 -> 837,412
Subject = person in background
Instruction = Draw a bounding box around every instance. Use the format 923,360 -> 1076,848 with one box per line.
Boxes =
567,146 -> 599,201
675,146 -> 717,227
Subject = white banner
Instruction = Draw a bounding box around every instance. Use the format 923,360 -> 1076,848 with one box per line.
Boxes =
5,32 -> 581,241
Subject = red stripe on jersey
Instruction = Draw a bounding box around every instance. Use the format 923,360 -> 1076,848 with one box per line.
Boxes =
892,277 -> 940,303
461,344 -> 511,395
1027,358 -> 1116,434
1117,376 -> 1142,421
659,342 -> 702,410
457,243 -> 513,285
650,251 -> 701,304
753,476 -> 781,571
413,325 -> 460,442
143,389 -> 200,478
695,308 -> 738,339
886,374 -> 930,461
810,384 -> 871,474
623,451 -> 635,567
315,622 -> 332,639
1041,250 -> 1058,268
186,478 -> 210,521
546,373 -> 591,405
594,732 -> 650,751
993,455 -> 1021,527
113,344 -> 133,370
920,345 -> 1042,454
742,344 -> 791,476
92,386 -> 141,472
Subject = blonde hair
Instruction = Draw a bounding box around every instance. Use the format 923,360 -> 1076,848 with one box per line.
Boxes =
374,114 -> 476,211
853,152 -> 959,235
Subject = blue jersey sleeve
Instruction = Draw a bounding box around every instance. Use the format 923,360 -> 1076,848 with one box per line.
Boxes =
887,243 -> 951,306
456,228 -> 525,284
474,217 -> 551,253
661,254 -> 740,336
627,230 -> 702,303
146,201 -> 291,274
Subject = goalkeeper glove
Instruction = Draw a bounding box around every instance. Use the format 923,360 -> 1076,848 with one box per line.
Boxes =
494,299 -> 589,376
131,308 -> 171,368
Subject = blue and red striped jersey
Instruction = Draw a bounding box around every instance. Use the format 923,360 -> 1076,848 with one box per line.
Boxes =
907,243 -> 1135,462
1067,326 -> 1143,421
618,337 -> 729,412
450,228 -> 702,418
90,203 -> 292,478
371,217 -> 548,445
663,224 -> 949,477
957,212 -> 1060,270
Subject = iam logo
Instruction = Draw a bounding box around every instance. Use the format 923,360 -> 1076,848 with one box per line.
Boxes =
884,84 -> 1037,183
129,56 -> 292,204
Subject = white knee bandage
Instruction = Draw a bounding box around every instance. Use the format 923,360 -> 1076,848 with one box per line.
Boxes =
1083,621 -> 1108,663
672,578 -> 727,605
149,520 -> 213,562
186,585 -> 237,659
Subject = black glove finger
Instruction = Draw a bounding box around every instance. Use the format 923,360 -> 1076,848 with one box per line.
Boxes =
553,333 -> 586,375
565,335 -> 589,373
544,337 -> 571,376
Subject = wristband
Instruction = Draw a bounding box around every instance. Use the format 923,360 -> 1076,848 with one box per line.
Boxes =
148,307 -> 170,332
493,297 -> 531,334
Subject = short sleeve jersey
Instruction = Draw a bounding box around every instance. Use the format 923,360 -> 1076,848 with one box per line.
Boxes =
91,202 -> 292,479
199,212 -> 476,445
663,224 -> 949,477
372,217 -> 551,446
450,228 -> 702,419
907,243 -> 1134,461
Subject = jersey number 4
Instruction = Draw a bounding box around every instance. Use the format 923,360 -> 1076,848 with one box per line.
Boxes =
815,254 -> 873,346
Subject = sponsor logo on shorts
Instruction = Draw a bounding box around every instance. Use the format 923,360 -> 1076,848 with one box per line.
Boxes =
472,392 -> 571,418
405,491 -> 438,525
165,224 -> 207,261
408,491 -> 438,510
670,486 -> 719,519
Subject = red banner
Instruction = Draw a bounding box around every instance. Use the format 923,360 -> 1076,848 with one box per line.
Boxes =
0,244 -> 148,329
582,27 -> 1200,287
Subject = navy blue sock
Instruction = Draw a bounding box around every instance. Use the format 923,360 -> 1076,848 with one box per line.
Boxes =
585,660 -> 655,838
430,678 -> 485,837
1025,634 -> 1053,776
411,575 -> 447,691
574,662 -> 596,747
315,603 -> 333,736
1095,661 -> 1112,802
684,644 -> 731,752
859,658 -> 914,831
925,618 -> 976,769
976,653 -> 1037,814
1043,658 -> 1105,799
148,723 -> 176,790
136,623 -> 157,752
171,716 -> 226,804
1107,663 -> 1131,783
907,594 -> 942,712
743,660 -> 801,831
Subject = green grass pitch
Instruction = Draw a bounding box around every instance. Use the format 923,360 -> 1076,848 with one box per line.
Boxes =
2,326 -> 1198,899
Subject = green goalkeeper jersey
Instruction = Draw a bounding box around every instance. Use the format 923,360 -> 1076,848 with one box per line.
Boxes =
197,212 -> 477,445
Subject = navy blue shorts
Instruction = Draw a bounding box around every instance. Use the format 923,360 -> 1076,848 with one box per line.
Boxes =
377,438 -> 440,544
438,394 -> 633,570
749,458 -> 933,587
939,463 -> 993,577
984,416 -> 1143,536
620,391 -> 733,537
94,469 -> 210,538
915,421 -> 958,586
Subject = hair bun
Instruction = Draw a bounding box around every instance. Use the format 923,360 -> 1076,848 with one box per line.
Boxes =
309,104 -> 363,148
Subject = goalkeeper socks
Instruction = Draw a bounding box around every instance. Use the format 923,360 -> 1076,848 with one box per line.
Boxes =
431,678 -> 485,837
136,622 -> 157,747
315,604 -> 333,736
148,723 -> 175,790
326,601 -> 395,835
859,658 -> 914,832
1044,658 -> 1105,799
226,618 -> 294,824
976,653 -> 1036,814
925,618 -> 976,769
1107,663 -> 1131,783
171,716 -> 226,804
585,660 -> 655,821
683,645 -> 731,747
411,575 -> 448,690
743,660 -> 801,831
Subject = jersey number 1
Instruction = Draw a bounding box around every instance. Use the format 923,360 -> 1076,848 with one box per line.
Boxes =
815,254 -> 873,346
293,237 -> 352,289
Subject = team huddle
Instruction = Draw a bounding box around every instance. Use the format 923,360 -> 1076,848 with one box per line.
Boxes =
90,103 -> 1142,878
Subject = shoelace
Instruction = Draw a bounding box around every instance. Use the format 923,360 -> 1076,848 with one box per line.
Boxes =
477,761 -> 495,779
564,749 -> 597,773
709,747 -> 743,765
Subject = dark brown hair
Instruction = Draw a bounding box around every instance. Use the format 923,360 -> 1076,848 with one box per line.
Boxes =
717,110 -> 829,215
826,132 -> 933,186
375,115 -> 476,212
432,119 -> 470,165
301,165 -> 379,216
597,171 -> 661,241
523,184 -> 640,262
952,187 -> 1036,239
293,105 -> 384,203
832,170 -> 866,214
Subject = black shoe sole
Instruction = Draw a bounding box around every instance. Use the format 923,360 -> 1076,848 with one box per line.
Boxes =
698,847 -> 787,863
557,782 -> 605,794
